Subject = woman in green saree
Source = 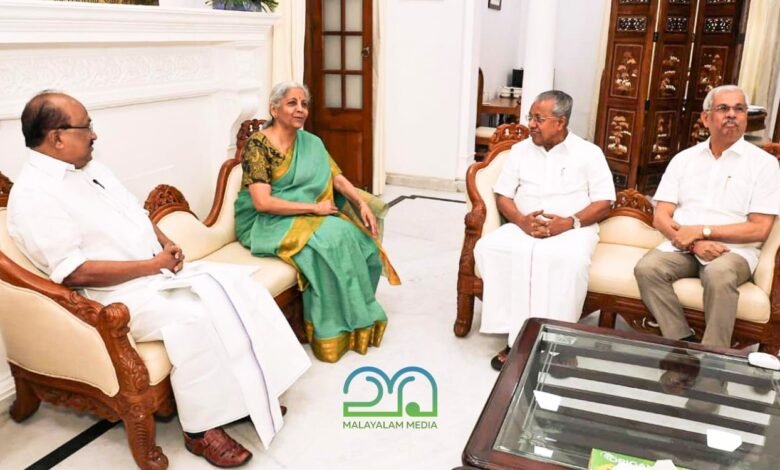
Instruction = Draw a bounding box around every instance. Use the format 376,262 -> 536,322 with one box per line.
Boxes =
235,81 -> 400,363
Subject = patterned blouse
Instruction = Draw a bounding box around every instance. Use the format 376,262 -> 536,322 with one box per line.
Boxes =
241,132 -> 343,187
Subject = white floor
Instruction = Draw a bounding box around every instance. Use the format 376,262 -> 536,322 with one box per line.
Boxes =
0,185 -> 605,470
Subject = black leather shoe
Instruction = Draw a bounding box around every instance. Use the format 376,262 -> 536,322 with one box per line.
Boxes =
491,346 -> 511,371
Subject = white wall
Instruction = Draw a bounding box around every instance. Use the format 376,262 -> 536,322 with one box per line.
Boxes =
553,0 -> 610,139
478,0 -> 527,100
383,0 -> 477,182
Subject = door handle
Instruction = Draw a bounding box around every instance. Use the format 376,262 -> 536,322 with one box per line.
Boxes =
362,46 -> 370,58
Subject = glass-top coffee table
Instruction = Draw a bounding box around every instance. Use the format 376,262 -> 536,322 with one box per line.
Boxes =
462,319 -> 780,469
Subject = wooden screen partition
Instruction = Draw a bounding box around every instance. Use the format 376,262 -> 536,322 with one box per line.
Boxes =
595,0 -> 750,193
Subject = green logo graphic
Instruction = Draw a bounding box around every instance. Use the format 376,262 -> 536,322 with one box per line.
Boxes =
342,366 -> 438,418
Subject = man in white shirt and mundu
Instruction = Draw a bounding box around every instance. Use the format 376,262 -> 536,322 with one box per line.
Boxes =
7,91 -> 310,468
474,90 -> 616,371
635,84 -> 780,348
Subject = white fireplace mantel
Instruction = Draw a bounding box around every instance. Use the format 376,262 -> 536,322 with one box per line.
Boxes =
0,0 -> 281,410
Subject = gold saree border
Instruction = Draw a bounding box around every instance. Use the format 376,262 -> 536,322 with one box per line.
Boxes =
305,320 -> 387,363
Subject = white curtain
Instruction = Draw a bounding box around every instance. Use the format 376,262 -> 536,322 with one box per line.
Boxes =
372,0 -> 386,194
272,0 -> 306,85
738,0 -> 780,139
587,0 -> 611,141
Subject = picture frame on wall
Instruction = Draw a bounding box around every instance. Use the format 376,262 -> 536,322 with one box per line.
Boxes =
488,0 -> 501,10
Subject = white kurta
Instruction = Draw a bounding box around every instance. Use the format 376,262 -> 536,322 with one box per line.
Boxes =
474,133 -> 615,346
7,151 -> 310,447
653,138 -> 780,271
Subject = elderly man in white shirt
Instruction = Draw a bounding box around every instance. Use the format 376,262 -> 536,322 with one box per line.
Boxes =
7,91 -> 310,468
474,90 -> 616,371
635,85 -> 780,349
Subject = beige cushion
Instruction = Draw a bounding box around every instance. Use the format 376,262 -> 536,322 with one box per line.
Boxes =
135,341 -> 171,387
598,215 -> 665,249
155,165 -> 243,261
0,210 -> 46,277
588,243 -> 647,299
470,150 -> 510,238
589,243 -> 770,323
476,126 -> 496,139
0,280 -> 120,396
201,241 -> 297,296
754,218 -> 780,295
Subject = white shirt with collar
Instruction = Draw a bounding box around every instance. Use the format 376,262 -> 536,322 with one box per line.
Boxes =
7,150 -> 161,287
493,132 -> 616,219
653,138 -> 780,271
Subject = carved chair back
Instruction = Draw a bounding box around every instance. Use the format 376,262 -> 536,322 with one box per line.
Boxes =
762,142 -> 780,161
234,118 -> 267,162
489,123 -> 530,150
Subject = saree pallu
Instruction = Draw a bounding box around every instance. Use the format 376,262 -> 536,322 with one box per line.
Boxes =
235,130 -> 400,362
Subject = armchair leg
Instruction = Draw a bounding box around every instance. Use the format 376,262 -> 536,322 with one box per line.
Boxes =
455,292 -> 475,337
758,343 -> 780,356
598,309 -> 617,329
155,395 -> 177,422
9,375 -> 41,422
123,409 -> 168,470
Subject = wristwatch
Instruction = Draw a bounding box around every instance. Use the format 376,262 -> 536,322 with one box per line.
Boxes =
571,215 -> 582,229
702,226 -> 712,239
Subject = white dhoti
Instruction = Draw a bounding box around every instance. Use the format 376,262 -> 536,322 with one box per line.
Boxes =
475,223 -> 599,346
86,261 -> 310,449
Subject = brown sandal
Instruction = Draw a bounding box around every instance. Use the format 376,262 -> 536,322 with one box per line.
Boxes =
184,428 -> 252,468
491,346 -> 511,371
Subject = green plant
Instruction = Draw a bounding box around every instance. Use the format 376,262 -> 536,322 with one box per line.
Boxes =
210,0 -> 278,12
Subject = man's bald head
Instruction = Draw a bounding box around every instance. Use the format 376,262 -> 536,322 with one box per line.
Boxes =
21,91 -> 77,148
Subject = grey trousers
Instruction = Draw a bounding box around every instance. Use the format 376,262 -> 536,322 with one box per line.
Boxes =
634,249 -> 751,347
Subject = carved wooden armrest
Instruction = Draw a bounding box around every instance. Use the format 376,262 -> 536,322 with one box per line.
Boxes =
0,170 -> 12,207
607,188 -> 655,226
144,184 -> 195,223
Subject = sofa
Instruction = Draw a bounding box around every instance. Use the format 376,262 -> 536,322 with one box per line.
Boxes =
455,134 -> 780,354
144,119 -> 306,341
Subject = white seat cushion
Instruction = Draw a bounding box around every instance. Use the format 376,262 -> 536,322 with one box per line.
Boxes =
201,241 -> 297,296
135,341 -> 171,386
589,243 -> 770,323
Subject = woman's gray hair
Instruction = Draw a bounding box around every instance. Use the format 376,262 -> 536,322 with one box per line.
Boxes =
264,80 -> 311,128
534,90 -> 573,122
702,84 -> 749,111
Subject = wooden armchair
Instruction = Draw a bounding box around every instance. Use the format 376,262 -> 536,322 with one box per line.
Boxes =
0,171 -> 175,470
144,119 -> 307,341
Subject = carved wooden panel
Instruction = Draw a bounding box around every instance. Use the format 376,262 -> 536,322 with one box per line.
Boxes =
703,16 -> 734,33
656,45 -> 685,99
650,111 -> 677,163
665,16 -> 688,33
617,16 -> 649,32
610,45 -> 643,99
689,113 -> 710,143
605,109 -> 635,162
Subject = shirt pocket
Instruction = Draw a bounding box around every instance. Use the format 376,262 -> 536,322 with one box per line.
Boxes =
719,176 -> 751,214
561,165 -> 587,193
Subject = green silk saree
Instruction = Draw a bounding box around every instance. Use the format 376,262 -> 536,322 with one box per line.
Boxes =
235,130 -> 400,362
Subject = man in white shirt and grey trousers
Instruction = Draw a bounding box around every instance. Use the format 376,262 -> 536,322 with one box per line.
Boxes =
634,84 -> 780,350
7,91 -> 310,468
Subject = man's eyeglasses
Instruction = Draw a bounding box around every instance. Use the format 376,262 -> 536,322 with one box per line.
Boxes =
526,114 -> 560,124
708,104 -> 748,114
57,122 -> 94,133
